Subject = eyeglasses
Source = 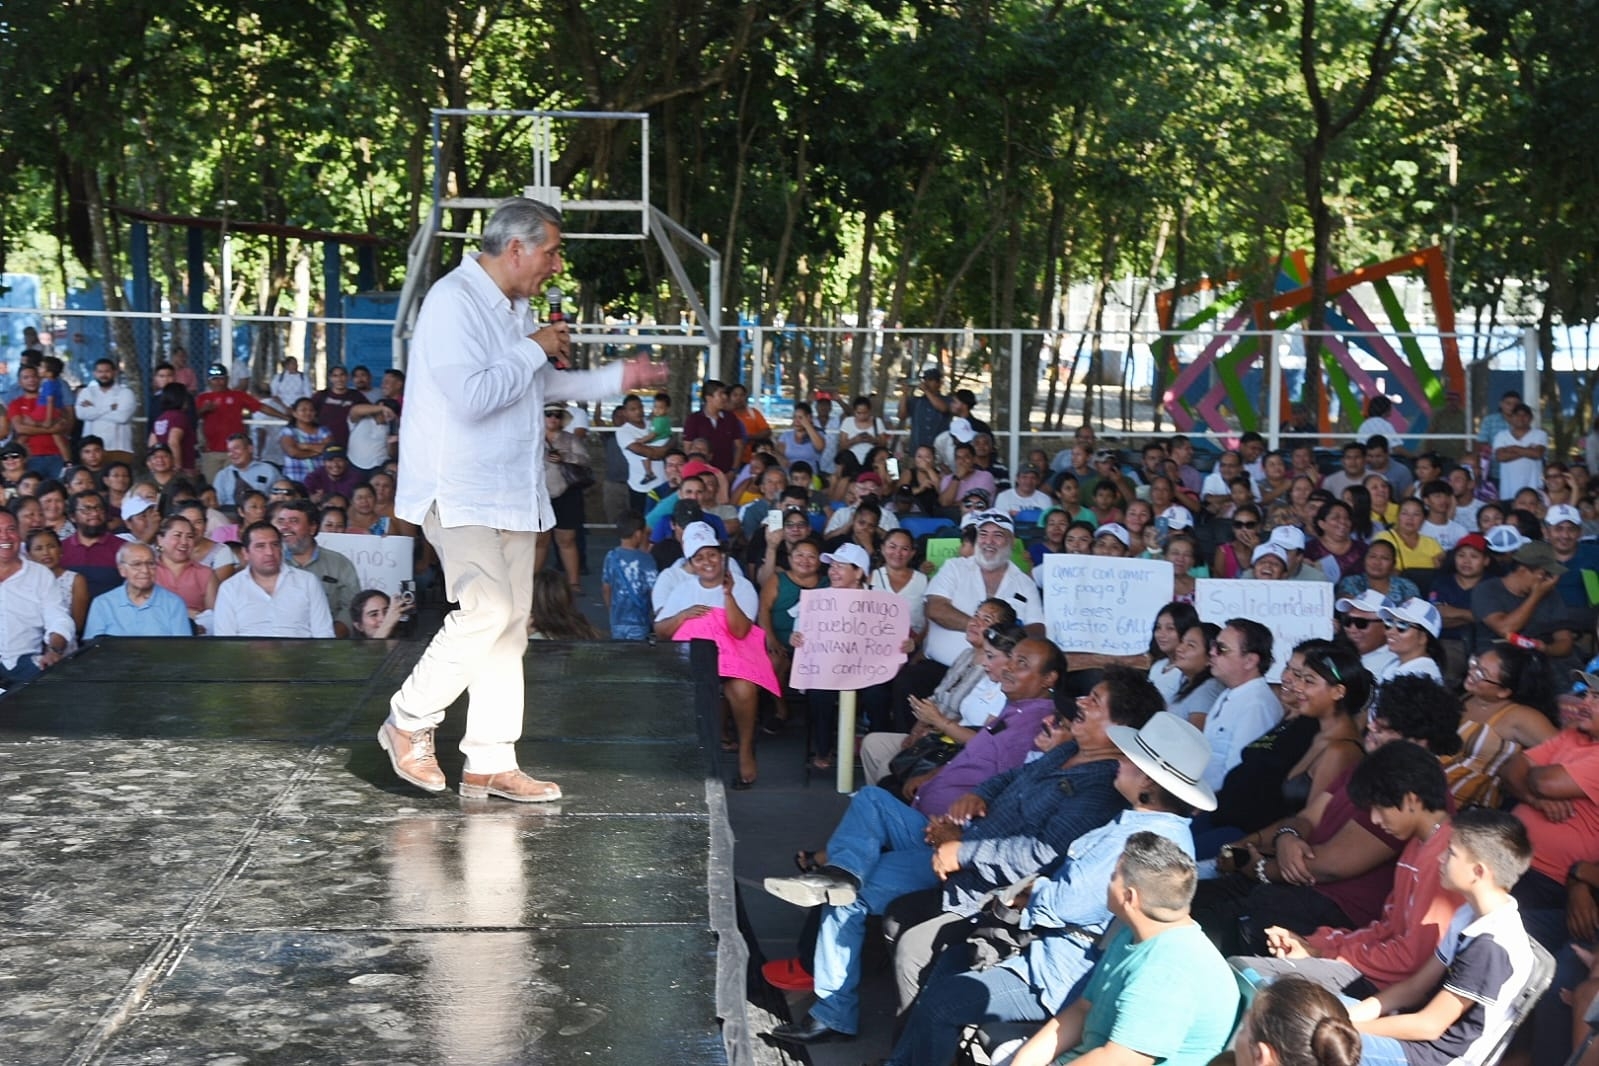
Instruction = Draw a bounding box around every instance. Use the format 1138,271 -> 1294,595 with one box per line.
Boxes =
1466,656 -> 1506,687
1338,614 -> 1374,630
1211,641 -> 1234,656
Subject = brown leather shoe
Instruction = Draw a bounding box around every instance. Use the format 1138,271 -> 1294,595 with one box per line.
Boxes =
377,722 -> 447,793
459,769 -> 563,803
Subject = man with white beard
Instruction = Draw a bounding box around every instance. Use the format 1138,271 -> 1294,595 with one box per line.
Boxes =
922,511 -> 1045,672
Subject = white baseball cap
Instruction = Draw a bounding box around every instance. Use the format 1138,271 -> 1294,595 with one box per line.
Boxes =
1094,523 -> 1131,547
1546,504 -> 1582,528
1485,525 -> 1530,553
1159,505 -> 1193,531
820,542 -> 872,576
949,417 -> 976,444
1378,597 -> 1443,638
681,521 -> 721,560
120,495 -> 156,521
1268,525 -> 1306,552
1334,588 -> 1390,615
1251,542 -> 1289,567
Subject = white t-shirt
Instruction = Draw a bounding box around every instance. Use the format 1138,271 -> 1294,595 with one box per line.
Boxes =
994,487 -> 1052,515
652,566 -> 758,620
1420,519 -> 1470,552
1355,415 -> 1398,445
923,556 -> 1045,666
1380,655 -> 1443,685
1201,470 -> 1260,500
870,567 -> 929,634
616,420 -> 667,494
1493,427 -> 1548,499
347,409 -> 393,470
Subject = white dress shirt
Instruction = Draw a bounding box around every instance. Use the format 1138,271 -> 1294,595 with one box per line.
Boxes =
1200,675 -> 1282,791
395,253 -> 625,532
213,566 -> 335,638
0,559 -> 75,669
73,382 -> 139,452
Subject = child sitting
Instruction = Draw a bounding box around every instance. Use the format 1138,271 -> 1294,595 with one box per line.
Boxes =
1348,807 -> 1538,1066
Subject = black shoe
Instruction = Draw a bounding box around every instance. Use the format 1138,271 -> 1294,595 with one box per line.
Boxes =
770,1015 -> 850,1044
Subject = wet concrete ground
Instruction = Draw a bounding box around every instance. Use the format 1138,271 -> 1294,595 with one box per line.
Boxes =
0,638 -> 728,1065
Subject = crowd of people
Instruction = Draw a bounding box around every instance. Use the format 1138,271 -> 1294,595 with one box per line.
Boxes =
574,381 -> 1599,1065
0,343 -> 416,685
19,310 -> 1599,1062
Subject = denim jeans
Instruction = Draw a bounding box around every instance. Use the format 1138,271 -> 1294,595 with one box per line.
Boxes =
1358,1033 -> 1409,1066
886,940 -> 1048,1065
807,786 -> 940,1035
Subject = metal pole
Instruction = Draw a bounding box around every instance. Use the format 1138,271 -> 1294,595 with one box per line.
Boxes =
1522,326 -> 1539,416
836,691 -> 857,793
1009,329 -> 1023,475
1267,331 -> 1284,451
219,219 -> 233,368
750,325 -> 764,397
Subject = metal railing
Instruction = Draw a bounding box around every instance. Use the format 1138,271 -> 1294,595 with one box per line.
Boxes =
0,305 -> 1551,474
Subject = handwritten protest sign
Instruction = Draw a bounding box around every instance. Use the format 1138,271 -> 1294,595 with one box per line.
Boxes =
317,533 -> 415,595
1039,556 -> 1174,656
1194,579 -> 1334,683
789,588 -> 911,691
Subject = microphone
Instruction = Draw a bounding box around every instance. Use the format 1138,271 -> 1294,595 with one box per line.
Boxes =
545,286 -> 567,324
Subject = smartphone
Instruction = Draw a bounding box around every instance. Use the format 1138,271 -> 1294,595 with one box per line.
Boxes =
1155,516 -> 1169,537
887,457 -> 901,480
764,510 -> 784,533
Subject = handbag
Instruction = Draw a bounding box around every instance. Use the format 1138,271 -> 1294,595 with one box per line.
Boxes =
885,731 -> 962,783
558,460 -> 595,493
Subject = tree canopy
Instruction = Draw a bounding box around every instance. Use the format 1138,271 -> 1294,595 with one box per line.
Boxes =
1,0 -> 1593,425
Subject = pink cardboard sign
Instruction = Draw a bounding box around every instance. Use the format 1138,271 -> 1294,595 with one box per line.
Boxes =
788,588 -> 911,691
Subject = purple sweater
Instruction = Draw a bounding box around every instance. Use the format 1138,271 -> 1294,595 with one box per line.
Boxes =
913,696 -> 1057,819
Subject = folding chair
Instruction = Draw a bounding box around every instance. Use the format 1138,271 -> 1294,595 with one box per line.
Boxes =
1482,937 -> 1554,1066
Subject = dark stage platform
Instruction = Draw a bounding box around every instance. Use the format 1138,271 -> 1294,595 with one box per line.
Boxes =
0,638 -> 751,1065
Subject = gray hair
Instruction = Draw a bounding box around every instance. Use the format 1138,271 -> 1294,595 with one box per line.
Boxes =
481,197 -> 563,255
116,541 -> 156,567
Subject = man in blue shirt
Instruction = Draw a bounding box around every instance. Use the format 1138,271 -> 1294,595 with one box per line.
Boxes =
84,542 -> 191,638
899,367 -> 951,453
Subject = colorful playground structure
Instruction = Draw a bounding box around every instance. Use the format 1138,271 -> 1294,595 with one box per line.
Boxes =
1154,246 -> 1466,444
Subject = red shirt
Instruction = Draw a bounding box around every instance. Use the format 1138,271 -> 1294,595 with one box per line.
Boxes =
194,389 -> 263,452
7,395 -> 60,457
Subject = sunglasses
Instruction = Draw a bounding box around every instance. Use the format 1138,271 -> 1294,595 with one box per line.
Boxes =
1233,520 -> 1259,530
1338,614 -> 1374,630
1383,620 -> 1416,634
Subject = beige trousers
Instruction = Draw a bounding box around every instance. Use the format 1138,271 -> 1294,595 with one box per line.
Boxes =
388,505 -> 537,774
859,731 -> 909,789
